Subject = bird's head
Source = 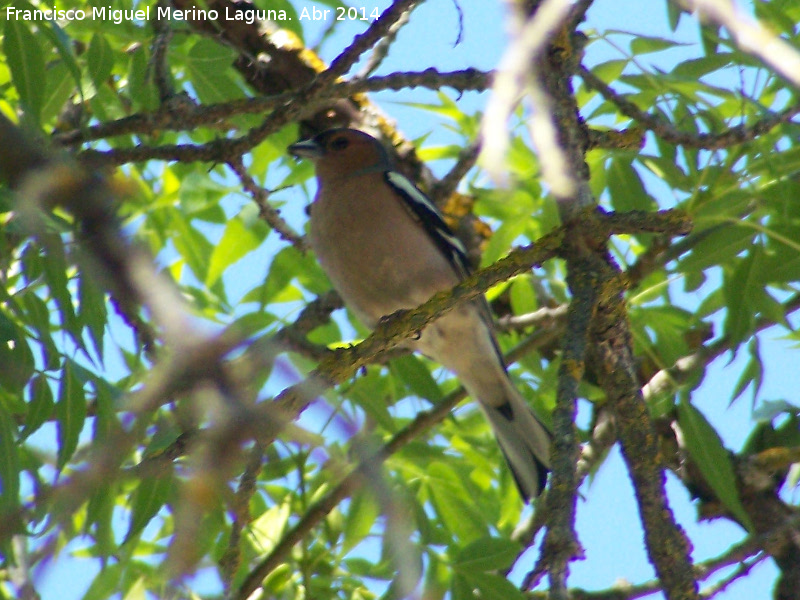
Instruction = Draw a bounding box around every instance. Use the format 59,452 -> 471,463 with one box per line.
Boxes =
288,128 -> 392,180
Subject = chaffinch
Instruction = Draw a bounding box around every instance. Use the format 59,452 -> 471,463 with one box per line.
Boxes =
289,128 -> 551,500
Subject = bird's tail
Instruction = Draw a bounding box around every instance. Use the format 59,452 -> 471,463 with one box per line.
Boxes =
481,385 -> 551,501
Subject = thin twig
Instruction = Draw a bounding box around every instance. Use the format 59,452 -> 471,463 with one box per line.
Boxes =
579,64 -> 800,150
357,11 -> 411,78
429,139 -> 482,204
226,157 -> 306,250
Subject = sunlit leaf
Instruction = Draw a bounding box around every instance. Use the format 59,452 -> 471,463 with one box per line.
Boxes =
390,354 -> 443,403
342,488 -> 380,554
427,462 -> 487,542
724,246 -> 769,346
630,35 -> 680,55
184,39 -> 243,104
0,404 -> 20,513
87,33 -> 115,88
41,61 -> 77,125
206,217 -> 264,287
124,474 -> 173,544
460,571 -> 527,600
679,224 -> 755,272
79,274 -> 107,362
453,537 -> 521,572
731,337 -> 763,406
3,19 -> 45,123
22,373 -> 54,439
677,399 -> 753,531
55,361 -> 87,470
607,156 -> 656,211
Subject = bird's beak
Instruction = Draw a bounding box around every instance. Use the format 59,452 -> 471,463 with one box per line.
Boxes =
288,139 -> 324,159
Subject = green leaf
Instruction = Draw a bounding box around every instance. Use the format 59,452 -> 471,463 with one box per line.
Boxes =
41,61 -> 77,125
35,17 -> 83,99
630,36 -> 680,55
87,33 -> 114,88
184,39 -> 242,104
677,399 -> 753,531
122,577 -> 148,600
752,399 -> 799,422
19,290 -> 51,337
0,310 -> 35,392
761,239 -> 800,284
19,292 -> 60,372
244,247 -> 321,305
744,413 -> 800,456
0,404 -> 20,513
55,361 -> 87,470
422,552 -> 449,600
679,224 -> 755,272
590,59 -> 628,86
170,213 -> 214,283
41,235 -> 83,350
177,171 -> 228,217
481,215 -> 528,265
124,474 -> 173,544
206,217 -> 263,287
453,537 -> 521,572
249,501 -> 290,552
671,53 -> 732,80
3,19 -> 45,123
22,373 -> 55,439
82,558 -> 123,600
451,573 -> 474,600
607,157 -> 656,211
636,306 -> 692,367
92,378 -> 122,444
700,23 -> 723,56
427,462 -> 487,542
723,246 -> 768,346
730,337 -> 763,406
127,47 -> 158,111
349,370 -> 396,432
390,355 -> 443,403
460,572 -> 527,600
342,488 -> 380,554
399,93 -> 471,130
86,483 -> 116,557
509,275 -> 538,316
79,274 -> 107,362
667,1 -> 685,30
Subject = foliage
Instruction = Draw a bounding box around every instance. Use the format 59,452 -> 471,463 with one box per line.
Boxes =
0,0 -> 799,599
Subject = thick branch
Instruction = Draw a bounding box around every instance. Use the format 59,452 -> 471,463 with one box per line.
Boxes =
587,272 -> 698,599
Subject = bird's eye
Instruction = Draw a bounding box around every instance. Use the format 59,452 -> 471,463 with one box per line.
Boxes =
329,137 -> 349,151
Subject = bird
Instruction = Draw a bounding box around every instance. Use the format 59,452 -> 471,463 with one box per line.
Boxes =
289,128 -> 551,500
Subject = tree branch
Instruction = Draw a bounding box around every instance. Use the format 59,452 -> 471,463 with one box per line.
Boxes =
226,157 -> 306,250
579,64 -> 800,150
685,0 -> 800,89
59,69 -> 491,148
